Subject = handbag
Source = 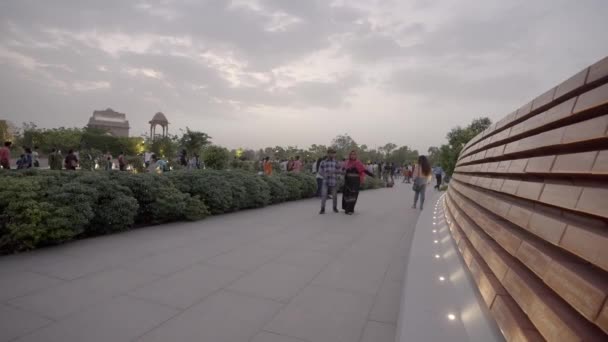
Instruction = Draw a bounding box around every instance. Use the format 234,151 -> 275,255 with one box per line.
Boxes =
412,177 -> 424,192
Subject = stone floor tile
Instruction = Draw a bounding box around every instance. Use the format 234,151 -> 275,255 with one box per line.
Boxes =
265,285 -> 374,342
8,280 -> 111,319
137,291 -> 282,342
204,245 -> 285,272
0,272 -> 64,302
15,296 -> 178,342
228,262 -> 320,302
0,304 -> 51,342
370,280 -> 403,324
360,321 -> 396,342
129,264 -> 243,309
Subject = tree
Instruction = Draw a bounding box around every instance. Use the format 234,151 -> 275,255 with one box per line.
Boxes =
388,146 -> 418,165
436,117 -> 492,175
147,135 -> 179,161
179,128 -> 211,156
307,144 -> 328,159
203,145 -> 231,169
331,134 -> 358,159
379,143 -> 397,157
427,146 -> 440,165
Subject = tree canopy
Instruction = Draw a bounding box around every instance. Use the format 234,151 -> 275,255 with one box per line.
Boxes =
427,117 -> 492,175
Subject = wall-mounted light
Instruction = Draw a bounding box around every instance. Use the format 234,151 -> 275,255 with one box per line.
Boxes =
435,254 -> 440,259
439,276 -> 445,281
447,314 -> 456,321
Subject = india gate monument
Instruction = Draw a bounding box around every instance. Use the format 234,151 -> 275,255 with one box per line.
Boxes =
87,108 -> 130,137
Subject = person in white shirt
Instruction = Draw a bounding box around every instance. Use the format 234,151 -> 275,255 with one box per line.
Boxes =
314,156 -> 325,197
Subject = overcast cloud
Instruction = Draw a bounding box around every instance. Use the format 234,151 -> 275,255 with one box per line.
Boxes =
1,0 -> 607,152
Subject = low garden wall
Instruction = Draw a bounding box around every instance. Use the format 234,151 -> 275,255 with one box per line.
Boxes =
0,170 -> 384,254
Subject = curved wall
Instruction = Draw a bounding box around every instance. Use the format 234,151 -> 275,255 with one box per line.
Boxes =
443,56 -> 608,341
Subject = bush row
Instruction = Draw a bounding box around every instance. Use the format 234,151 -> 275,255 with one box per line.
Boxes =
0,170 -> 384,253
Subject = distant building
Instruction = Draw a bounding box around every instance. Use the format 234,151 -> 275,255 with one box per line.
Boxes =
87,108 -> 130,137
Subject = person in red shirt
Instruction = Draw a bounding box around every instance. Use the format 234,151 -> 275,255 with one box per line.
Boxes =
0,141 -> 12,170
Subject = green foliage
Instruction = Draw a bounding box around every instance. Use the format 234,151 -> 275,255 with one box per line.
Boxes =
276,174 -> 303,200
203,145 -> 231,170
0,177 -> 88,251
179,128 -> 211,156
287,173 -> 317,198
78,149 -> 104,171
331,134 -> 359,159
167,171 -> 234,215
147,135 -> 179,161
429,117 -> 492,175
80,128 -> 141,156
71,173 -> 138,234
0,169 -> 380,254
112,173 -> 188,224
184,196 -> 210,221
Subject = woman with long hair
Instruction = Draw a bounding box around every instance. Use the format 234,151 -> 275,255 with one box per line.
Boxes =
342,150 -> 374,215
412,155 -> 432,210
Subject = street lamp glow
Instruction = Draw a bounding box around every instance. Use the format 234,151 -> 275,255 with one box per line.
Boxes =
448,314 -> 456,321
435,254 -> 440,259
439,276 -> 445,281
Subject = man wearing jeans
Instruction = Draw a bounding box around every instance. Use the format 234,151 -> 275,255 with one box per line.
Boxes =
319,148 -> 340,214
433,165 -> 444,190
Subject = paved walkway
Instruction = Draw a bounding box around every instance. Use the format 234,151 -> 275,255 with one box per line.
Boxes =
0,182 -> 433,342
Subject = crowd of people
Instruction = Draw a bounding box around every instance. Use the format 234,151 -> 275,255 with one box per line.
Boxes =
0,141 -> 83,171
2,138 -> 447,214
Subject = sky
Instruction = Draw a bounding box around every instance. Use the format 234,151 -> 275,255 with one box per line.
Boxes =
1,0 -> 608,153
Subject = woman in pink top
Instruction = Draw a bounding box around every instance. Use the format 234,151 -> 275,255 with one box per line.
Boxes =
342,150 -> 375,215
292,156 -> 303,173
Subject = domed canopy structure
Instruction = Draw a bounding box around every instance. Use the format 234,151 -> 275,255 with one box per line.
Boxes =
149,112 -> 169,139
150,112 -> 169,125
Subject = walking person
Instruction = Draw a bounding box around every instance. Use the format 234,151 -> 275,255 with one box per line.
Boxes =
64,149 -> 79,170
314,156 -> 325,197
104,155 -> 113,171
292,156 -> 303,173
0,141 -> 11,170
342,150 -> 374,215
179,149 -> 188,167
32,146 -> 40,168
48,148 -> 62,170
118,151 -> 127,171
319,149 -> 340,214
412,156 -> 432,210
434,165 -> 444,190
23,147 -> 33,169
263,157 -> 273,176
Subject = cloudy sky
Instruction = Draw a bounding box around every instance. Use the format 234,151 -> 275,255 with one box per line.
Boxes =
1,0 -> 607,152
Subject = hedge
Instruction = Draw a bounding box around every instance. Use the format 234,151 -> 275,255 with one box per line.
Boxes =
0,170 -> 384,253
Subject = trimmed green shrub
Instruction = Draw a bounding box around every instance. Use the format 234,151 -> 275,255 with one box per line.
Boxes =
260,175 -> 289,204
0,177 -> 89,251
184,195 -> 210,221
276,174 -> 302,201
288,173 -> 317,198
73,173 -> 138,234
0,169 -> 376,253
167,171 -> 234,215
